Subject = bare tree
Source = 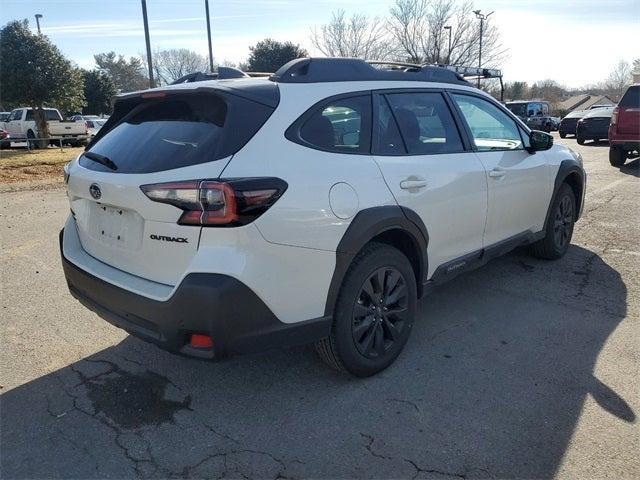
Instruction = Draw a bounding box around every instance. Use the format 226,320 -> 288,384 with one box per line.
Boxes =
311,10 -> 392,60
387,0 -> 507,67
604,59 -> 633,99
149,49 -> 211,85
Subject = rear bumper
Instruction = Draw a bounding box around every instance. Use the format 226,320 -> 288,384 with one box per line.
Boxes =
60,229 -> 331,359
576,123 -> 608,139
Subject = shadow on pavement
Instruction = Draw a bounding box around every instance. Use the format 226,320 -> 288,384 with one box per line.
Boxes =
620,158 -> 639,177
1,246 -> 633,479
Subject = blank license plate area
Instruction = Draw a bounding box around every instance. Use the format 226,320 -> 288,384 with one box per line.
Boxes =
87,203 -> 143,249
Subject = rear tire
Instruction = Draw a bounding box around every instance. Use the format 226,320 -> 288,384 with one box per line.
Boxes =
609,146 -> 626,167
531,183 -> 576,260
576,136 -> 585,145
315,242 -> 417,377
559,132 -> 566,139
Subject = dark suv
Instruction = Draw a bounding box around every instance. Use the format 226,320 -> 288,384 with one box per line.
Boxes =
609,84 -> 640,166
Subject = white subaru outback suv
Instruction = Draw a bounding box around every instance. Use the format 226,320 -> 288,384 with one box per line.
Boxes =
60,58 -> 585,376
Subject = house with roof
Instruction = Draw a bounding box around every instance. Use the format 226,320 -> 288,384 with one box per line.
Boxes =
557,94 -> 615,114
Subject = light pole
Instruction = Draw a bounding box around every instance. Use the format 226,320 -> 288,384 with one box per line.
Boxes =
34,14 -> 43,34
443,25 -> 452,65
205,0 -> 214,72
473,9 -> 493,87
141,0 -> 155,88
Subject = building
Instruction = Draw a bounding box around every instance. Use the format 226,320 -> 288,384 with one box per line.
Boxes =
557,94 -> 615,113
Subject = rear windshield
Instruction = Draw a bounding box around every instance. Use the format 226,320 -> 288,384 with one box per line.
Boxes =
81,93 -> 274,174
619,86 -> 639,108
25,109 -> 61,121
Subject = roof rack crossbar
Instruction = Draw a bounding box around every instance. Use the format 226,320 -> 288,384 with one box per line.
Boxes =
170,66 -> 250,84
270,57 -> 467,85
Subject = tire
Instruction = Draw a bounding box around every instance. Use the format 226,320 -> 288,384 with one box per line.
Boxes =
531,183 -> 576,260
559,132 -> 566,139
576,136 -> 585,145
26,130 -> 45,149
315,242 -> 417,377
609,146 -> 626,167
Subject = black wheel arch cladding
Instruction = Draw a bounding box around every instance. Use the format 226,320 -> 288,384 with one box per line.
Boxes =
544,159 -> 586,232
324,206 -> 429,317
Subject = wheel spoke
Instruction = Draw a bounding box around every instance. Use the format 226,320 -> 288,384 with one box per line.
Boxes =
373,323 -> 385,356
382,317 -> 399,341
384,270 -> 401,298
353,302 -> 371,319
353,316 -> 374,341
385,281 -> 406,307
360,324 -> 376,354
361,280 -> 377,303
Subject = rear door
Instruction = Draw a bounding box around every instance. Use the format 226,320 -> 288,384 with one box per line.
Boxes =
449,92 -> 551,246
371,90 -> 488,278
66,91 -> 274,286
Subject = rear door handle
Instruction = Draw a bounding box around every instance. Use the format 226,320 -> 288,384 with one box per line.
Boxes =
488,168 -> 506,178
400,179 -> 428,190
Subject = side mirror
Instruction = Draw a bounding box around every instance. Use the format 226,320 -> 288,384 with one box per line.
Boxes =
529,130 -> 553,152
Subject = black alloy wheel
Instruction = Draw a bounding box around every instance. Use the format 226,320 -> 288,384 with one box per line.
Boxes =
553,193 -> 574,250
352,267 -> 408,359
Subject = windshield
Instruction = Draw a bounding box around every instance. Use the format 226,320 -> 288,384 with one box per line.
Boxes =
82,93 -> 274,174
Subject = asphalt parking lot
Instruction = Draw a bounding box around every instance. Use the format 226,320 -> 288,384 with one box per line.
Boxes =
1,135 -> 638,479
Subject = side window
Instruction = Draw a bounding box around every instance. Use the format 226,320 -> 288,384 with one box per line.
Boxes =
25,110 -> 34,121
375,96 -> 406,154
9,110 -> 22,121
452,94 -> 523,151
298,95 -> 371,153
385,92 -> 463,155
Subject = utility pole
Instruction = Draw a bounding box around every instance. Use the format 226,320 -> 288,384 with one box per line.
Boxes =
473,10 -> 493,88
141,0 -> 155,88
444,25 -> 452,65
34,14 -> 43,34
205,0 -> 214,72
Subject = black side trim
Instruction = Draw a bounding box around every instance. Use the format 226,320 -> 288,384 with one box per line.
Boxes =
427,230 -> 544,288
323,206 -> 429,317
60,230 -> 331,360
544,159 -> 587,228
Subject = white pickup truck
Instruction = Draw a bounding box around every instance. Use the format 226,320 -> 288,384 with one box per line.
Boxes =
4,107 -> 89,147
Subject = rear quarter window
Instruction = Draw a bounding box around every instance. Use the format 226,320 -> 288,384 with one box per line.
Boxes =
81,93 -> 274,173
619,86 -> 639,108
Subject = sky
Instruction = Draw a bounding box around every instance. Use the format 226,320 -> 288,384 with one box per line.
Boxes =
1,0 -> 638,88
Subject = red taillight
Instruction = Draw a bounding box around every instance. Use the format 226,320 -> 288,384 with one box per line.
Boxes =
189,334 -> 213,348
611,107 -> 619,126
140,178 -> 287,227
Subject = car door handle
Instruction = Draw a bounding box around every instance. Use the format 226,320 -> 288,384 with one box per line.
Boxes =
400,179 -> 428,190
488,168 -> 506,178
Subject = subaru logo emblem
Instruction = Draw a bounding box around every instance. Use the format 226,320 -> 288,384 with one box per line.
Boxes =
89,183 -> 102,200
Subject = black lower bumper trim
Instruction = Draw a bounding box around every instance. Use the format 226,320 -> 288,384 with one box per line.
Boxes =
60,229 -> 332,359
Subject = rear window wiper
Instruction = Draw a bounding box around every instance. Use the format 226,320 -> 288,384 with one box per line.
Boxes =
83,151 -> 118,171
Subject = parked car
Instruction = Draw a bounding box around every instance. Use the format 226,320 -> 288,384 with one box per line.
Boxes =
609,84 -> 640,167
86,119 -> 107,139
505,100 -> 554,132
576,107 -> 614,145
5,108 -> 88,148
60,58 -> 585,376
0,128 -> 10,148
558,110 -> 587,138
549,116 -> 561,131
0,112 -> 11,130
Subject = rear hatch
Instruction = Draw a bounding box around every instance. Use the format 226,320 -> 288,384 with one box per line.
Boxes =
615,85 -> 640,137
66,86 -> 277,286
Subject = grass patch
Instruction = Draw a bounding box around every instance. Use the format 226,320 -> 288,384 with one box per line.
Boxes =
0,146 -> 84,185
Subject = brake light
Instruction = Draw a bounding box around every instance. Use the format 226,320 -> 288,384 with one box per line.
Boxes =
140,178 -> 287,227
611,107 -> 619,126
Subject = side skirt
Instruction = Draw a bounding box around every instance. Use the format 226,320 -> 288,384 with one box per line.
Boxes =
423,230 -> 544,292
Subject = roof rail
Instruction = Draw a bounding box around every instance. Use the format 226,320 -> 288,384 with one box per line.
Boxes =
269,58 -> 468,86
170,66 -> 249,84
